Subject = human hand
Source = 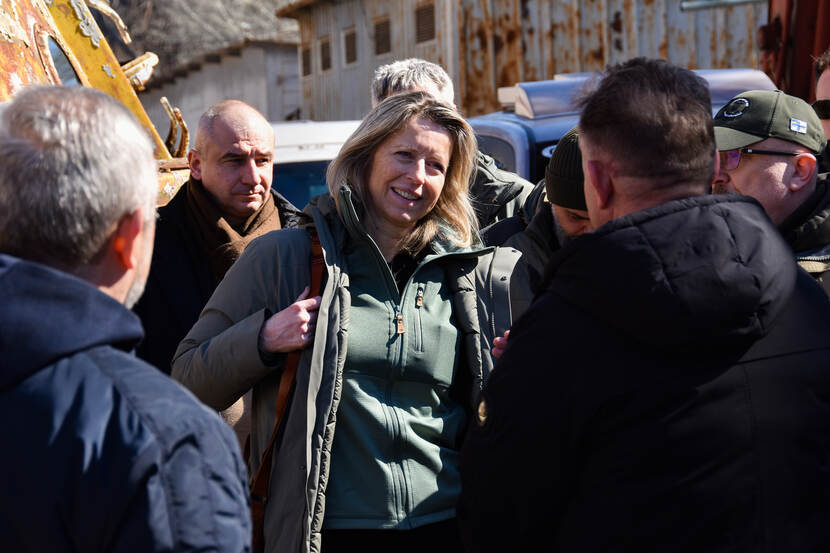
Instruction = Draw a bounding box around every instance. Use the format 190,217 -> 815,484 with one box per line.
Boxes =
258,287 -> 322,353
491,330 -> 510,359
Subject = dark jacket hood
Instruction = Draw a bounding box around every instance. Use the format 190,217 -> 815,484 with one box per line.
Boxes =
0,254 -> 143,392
545,195 -> 797,348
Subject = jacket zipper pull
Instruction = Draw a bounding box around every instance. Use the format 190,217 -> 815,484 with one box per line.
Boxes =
416,289 -> 424,308
396,313 -> 405,334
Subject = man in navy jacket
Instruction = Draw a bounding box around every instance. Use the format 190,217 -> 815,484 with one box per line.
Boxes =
0,86 -> 250,552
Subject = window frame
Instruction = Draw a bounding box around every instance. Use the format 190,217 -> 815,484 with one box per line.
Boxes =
373,18 -> 392,57
415,2 -> 437,44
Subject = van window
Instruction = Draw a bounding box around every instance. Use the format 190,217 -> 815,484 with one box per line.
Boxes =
273,160 -> 330,209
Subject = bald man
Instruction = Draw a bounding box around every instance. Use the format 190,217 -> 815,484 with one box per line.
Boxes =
134,100 -> 302,375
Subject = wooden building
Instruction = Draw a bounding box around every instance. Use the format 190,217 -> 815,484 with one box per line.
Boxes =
138,38 -> 301,137
275,0 -> 768,119
104,0 -> 301,136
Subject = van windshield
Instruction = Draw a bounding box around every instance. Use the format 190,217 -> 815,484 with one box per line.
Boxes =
273,160 -> 331,209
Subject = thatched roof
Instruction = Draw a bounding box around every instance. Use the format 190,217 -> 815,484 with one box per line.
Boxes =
99,0 -> 299,84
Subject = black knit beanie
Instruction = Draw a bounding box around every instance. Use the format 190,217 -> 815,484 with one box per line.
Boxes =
545,126 -> 586,210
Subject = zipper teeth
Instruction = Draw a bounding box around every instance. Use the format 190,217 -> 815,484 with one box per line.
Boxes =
489,260 -> 496,338
800,255 -> 830,262
415,288 -> 423,352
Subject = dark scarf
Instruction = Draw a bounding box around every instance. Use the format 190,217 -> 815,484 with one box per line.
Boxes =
184,178 -> 282,283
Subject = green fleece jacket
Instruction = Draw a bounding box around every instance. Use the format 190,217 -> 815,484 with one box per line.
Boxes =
172,187 -> 519,553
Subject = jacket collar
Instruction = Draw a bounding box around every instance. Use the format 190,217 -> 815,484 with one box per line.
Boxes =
310,185 -> 487,257
780,174 -> 830,253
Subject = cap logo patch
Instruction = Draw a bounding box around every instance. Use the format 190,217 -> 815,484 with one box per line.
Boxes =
790,118 -> 808,134
723,98 -> 750,118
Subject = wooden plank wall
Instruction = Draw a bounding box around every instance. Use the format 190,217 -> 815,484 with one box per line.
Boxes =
297,0 -> 455,120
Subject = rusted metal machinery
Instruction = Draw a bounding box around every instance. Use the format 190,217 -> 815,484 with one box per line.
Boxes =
759,0 -> 830,101
0,0 -> 189,205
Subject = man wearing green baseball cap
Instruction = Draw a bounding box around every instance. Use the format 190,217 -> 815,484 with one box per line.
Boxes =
713,89 -> 830,293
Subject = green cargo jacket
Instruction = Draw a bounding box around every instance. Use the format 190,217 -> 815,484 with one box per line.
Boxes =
172,187 -> 519,553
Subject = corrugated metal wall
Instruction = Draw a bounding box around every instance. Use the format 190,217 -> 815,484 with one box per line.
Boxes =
287,0 -> 767,119
458,0 -> 768,115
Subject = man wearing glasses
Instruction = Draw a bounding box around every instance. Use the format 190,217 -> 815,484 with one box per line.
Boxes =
712,89 -> 830,294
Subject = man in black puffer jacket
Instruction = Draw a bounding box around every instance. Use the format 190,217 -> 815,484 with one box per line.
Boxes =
0,87 -> 250,552
460,58 -> 830,553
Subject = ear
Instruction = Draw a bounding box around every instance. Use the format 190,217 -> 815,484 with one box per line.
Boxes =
187,149 -> 203,180
585,159 -> 614,209
710,148 -> 732,194
711,148 -> 721,181
111,209 -> 146,270
788,153 -> 818,192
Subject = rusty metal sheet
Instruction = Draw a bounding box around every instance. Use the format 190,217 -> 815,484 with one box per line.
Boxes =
549,0 -> 581,75
519,0 -> 542,83
727,3 -> 760,68
459,0 -> 498,115
580,0 -> 609,70
606,0 -> 635,65
667,0 -> 694,67
0,0 -> 57,99
492,0 -> 521,87
637,0 -> 668,59
692,8 -> 717,68
0,0 -> 197,204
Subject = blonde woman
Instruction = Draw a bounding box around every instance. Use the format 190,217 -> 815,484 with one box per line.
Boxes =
172,91 -> 516,553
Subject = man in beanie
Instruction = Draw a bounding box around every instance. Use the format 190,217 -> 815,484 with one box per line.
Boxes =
712,89 -> 830,293
481,126 -> 591,319
460,58 -> 830,553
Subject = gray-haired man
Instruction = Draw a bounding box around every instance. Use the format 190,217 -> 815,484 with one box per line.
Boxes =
0,86 -> 250,552
372,58 -> 534,228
